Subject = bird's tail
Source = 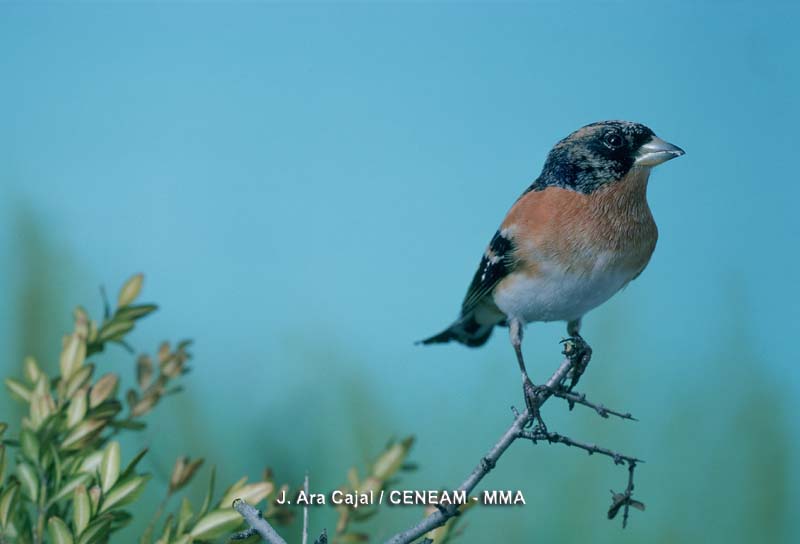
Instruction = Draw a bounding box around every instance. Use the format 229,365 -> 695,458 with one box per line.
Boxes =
418,314 -> 495,348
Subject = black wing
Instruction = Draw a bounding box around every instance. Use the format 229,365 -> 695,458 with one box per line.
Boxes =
460,229 -> 517,316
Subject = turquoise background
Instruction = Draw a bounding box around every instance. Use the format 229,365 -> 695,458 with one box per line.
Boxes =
1,2 -> 798,542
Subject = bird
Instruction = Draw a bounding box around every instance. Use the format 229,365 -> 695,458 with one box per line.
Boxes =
420,120 -> 684,413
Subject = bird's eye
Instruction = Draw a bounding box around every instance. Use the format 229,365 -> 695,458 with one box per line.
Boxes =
604,132 -> 623,149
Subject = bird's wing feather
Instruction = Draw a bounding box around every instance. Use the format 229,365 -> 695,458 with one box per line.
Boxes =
460,229 -> 517,315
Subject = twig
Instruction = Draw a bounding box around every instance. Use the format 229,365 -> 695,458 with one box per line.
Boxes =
231,499 -> 288,544
302,473 -> 309,544
142,490 -> 172,542
552,388 -> 638,421
384,350 -> 643,544
384,357 -> 573,544
608,461 -> 644,527
518,429 -> 642,465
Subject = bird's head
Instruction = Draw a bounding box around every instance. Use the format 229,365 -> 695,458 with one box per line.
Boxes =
537,120 -> 684,194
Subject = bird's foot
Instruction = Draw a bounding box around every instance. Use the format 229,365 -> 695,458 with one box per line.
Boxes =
523,377 -> 550,431
561,335 -> 593,392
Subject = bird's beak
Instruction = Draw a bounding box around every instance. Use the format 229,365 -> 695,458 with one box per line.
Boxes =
635,135 -> 685,167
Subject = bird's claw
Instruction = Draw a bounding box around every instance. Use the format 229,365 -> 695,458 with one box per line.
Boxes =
523,377 -> 550,430
561,335 -> 593,392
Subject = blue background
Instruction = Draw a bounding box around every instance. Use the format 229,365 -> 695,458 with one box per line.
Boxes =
1,2 -> 798,542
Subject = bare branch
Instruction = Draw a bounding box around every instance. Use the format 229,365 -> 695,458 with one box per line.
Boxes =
608,461 -> 645,527
302,473 -> 309,544
518,429 -> 642,465
232,499 -> 288,544
552,388 -> 637,421
384,351 -> 643,544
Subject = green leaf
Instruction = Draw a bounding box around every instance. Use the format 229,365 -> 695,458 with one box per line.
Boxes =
114,304 -> 158,322
16,462 -> 38,501
111,419 -> 147,431
98,320 -> 135,343
0,422 -> 7,436
0,482 -> 20,529
99,474 -> 150,513
189,508 -> 243,540
79,450 -> 105,475
87,400 -> 122,421
46,442 -> 64,491
120,448 -> 148,479
156,514 -> 174,544
62,419 -> 106,450
73,484 -> 91,535
176,496 -> 193,536
67,391 -> 88,428
63,364 -> 95,400
197,465 -> 216,518
0,444 -> 6,479
48,516 -> 75,544
219,482 -> 273,508
49,473 -> 93,506
77,517 -> 111,544
20,429 -> 40,463
5,378 -> 32,402
108,510 -> 133,530
100,441 -> 121,493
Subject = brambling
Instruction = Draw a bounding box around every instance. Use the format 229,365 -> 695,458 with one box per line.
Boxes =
421,121 -> 684,411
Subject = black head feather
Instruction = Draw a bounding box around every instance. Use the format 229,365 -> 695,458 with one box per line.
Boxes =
526,121 -> 655,194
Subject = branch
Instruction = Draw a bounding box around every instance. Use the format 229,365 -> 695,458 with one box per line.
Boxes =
302,473 -> 309,544
552,388 -> 637,421
231,499 -> 288,544
384,350 -> 642,544
232,492 -> 328,544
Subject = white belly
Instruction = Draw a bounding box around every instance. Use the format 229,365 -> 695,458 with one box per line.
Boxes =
492,254 -> 638,324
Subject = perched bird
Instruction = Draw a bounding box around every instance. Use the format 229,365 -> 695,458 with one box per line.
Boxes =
421,121 -> 684,410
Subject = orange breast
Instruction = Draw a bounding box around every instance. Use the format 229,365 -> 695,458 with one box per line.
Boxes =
501,168 -> 658,276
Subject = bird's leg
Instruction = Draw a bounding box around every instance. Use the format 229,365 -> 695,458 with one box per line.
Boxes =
510,319 -> 548,430
563,318 -> 593,392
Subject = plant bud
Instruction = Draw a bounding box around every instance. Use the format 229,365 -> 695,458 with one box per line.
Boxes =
137,356 -> 153,390
131,395 -> 158,417
23,357 -> 41,384
73,306 -> 90,338
170,457 -> 204,493
59,333 -> 86,380
90,374 -> 119,408
88,485 -> 102,513
117,273 -> 144,308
